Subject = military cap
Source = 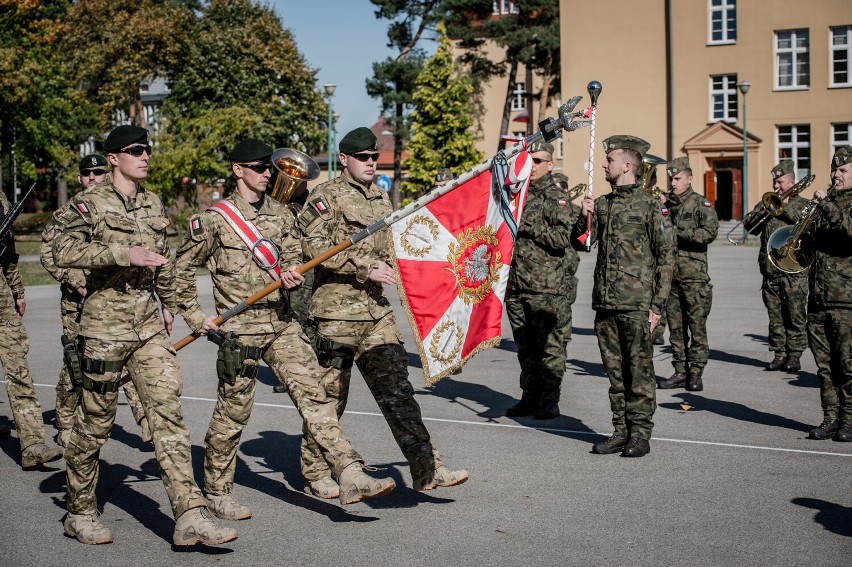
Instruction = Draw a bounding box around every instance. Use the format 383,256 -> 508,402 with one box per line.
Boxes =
771,159 -> 795,179
666,156 -> 691,177
435,168 -> 454,183
528,140 -> 554,155
339,127 -> 378,153
229,138 -> 272,163
602,135 -> 650,157
79,154 -> 107,172
832,145 -> 852,168
103,125 -> 148,153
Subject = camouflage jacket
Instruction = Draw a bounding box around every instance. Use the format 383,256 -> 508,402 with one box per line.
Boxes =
757,195 -> 809,279
299,174 -> 392,321
51,181 -> 176,342
808,188 -> 852,311
666,186 -> 719,283
0,192 -> 24,314
174,192 -> 300,335
508,172 -> 580,294
571,182 -> 675,314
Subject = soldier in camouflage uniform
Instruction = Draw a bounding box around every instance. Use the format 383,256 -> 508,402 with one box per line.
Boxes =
0,193 -> 63,469
805,146 -> 852,442
751,160 -> 809,372
299,127 -> 468,491
648,168 -> 671,346
505,141 -> 580,420
553,173 -> 583,345
657,157 -> 719,392
41,154 -> 149,450
572,135 -> 675,457
174,139 -> 394,511
52,126 -> 236,546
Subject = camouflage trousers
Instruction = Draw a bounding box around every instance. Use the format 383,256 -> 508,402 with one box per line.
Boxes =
506,289 -> 572,404
301,313 -> 443,482
54,307 -> 145,435
65,330 -> 207,518
806,309 -> 852,423
762,275 -> 808,356
204,321 -> 361,496
594,309 -> 657,439
0,307 -> 47,451
667,280 -> 713,374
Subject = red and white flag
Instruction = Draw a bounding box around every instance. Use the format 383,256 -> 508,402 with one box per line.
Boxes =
391,151 -> 532,383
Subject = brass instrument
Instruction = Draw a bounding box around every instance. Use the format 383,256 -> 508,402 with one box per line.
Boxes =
567,183 -> 586,201
742,174 -> 815,235
767,179 -> 839,274
640,154 -> 667,200
269,148 -> 320,204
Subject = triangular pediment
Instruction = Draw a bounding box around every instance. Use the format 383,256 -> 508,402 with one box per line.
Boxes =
682,121 -> 762,152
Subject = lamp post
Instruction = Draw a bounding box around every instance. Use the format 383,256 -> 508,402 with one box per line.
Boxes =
331,112 -> 339,177
737,81 -> 750,229
324,83 -> 336,180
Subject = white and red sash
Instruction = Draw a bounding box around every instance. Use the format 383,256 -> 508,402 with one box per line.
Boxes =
208,199 -> 281,281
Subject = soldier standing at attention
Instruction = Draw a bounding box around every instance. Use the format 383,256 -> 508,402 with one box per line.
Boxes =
41,153 -> 149,450
52,125 -> 236,546
572,135 -> 674,458
505,140 -> 580,420
805,146 -> 852,442
657,157 -> 719,392
754,160 -> 809,372
299,127 -> 468,491
0,192 -> 63,468
173,139 -> 395,510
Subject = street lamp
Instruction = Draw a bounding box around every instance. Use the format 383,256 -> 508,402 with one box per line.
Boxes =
324,83 -> 336,180
737,81 -> 751,230
331,112 -> 339,177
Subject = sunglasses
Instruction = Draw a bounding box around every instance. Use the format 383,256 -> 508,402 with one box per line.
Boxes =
80,168 -> 107,176
115,144 -> 152,157
347,152 -> 380,163
531,157 -> 552,164
238,162 -> 272,173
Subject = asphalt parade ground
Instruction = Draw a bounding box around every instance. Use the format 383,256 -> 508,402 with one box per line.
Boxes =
1,238 -> 850,566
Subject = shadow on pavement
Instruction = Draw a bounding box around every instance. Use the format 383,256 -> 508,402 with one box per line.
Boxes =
791,497 -> 852,537
708,348 -> 767,369
659,392 -> 812,432
787,371 -> 819,389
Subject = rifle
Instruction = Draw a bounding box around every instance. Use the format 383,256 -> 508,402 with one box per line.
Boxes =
0,182 -> 37,258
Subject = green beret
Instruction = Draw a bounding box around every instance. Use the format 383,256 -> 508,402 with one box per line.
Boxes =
666,156 -> 691,177
528,140 -> 554,155
79,154 -> 107,171
339,127 -> 378,153
435,168 -> 454,183
229,138 -> 272,163
103,125 -> 148,153
832,145 -> 852,168
771,159 -> 795,179
602,135 -> 650,157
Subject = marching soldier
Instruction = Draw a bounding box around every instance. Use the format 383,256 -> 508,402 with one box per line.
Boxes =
657,157 -> 719,392
52,125 -> 236,546
299,127 -> 469,491
173,139 -> 395,511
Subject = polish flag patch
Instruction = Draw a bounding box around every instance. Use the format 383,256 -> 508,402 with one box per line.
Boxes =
661,207 -> 670,215
313,198 -> 328,213
76,202 -> 89,214
558,200 -> 567,206
191,218 -> 201,231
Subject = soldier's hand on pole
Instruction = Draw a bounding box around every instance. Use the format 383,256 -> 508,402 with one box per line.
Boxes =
162,307 -> 174,336
581,194 -> 595,216
280,266 -> 304,289
129,246 -> 168,267
200,315 -> 219,335
368,261 -> 396,286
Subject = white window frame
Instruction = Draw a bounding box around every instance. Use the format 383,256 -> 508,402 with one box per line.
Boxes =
708,0 -> 737,45
775,29 -> 810,90
492,1 -> 518,15
832,122 -> 852,152
830,26 -> 852,88
510,82 -> 526,111
776,124 -> 811,178
709,74 -> 738,123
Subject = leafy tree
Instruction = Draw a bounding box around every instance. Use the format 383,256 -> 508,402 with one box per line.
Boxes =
403,22 -> 482,198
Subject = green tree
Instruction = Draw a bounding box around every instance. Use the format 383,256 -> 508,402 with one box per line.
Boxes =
403,23 -> 482,198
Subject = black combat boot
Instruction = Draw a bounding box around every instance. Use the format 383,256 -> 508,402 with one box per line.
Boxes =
765,353 -> 786,371
533,401 -> 560,420
592,434 -> 628,455
833,422 -> 852,442
808,418 -> 840,440
506,398 -> 538,418
621,438 -> 650,457
782,354 -> 801,372
658,371 -> 687,389
686,367 -> 704,391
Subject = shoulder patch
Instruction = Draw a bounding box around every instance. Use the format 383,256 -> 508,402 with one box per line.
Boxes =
703,200 -> 713,207
557,199 -> 567,206
661,207 -> 670,216
189,214 -> 206,241
299,195 -> 331,231
310,196 -> 330,215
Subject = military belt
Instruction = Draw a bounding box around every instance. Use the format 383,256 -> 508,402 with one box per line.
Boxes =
80,357 -> 125,375
80,375 -> 122,394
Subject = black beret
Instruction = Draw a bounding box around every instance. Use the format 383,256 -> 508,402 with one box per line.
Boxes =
229,139 -> 273,163
339,127 -> 378,153
79,154 -> 107,171
103,125 -> 149,153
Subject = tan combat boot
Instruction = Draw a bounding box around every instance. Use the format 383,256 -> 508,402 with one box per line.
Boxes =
21,443 -> 63,469
207,493 -> 252,520
139,417 -> 152,443
64,512 -> 114,545
338,463 -> 396,505
172,507 -> 238,546
303,476 -> 340,499
414,465 -> 469,491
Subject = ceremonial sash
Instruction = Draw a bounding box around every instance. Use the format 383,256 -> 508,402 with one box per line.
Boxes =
208,199 -> 281,281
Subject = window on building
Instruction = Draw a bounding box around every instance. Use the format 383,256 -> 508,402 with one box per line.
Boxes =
777,125 -> 811,178
775,29 -> 809,89
708,0 -> 736,44
831,26 -> 852,87
511,82 -> 526,111
493,1 -> 518,15
709,74 -> 738,122
833,123 -> 851,151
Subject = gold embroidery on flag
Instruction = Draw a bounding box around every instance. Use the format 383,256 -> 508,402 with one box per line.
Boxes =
429,320 -> 464,364
446,225 -> 501,305
400,215 -> 439,258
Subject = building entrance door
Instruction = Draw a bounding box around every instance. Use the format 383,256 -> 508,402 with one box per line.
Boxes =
710,159 -> 743,220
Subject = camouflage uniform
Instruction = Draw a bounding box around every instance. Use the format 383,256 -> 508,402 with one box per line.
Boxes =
571,182 -> 675,439
299,174 -> 445,482
173,192 -> 362,496
506,171 -> 580,407
52,181 -> 208,519
665,186 -> 719,377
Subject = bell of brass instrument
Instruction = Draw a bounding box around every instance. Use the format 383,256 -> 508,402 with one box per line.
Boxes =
767,178 -> 838,274
269,148 -> 320,203
742,174 -> 815,235
567,183 -> 586,201
640,154 -> 667,200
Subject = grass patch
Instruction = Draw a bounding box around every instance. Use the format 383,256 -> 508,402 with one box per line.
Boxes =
17,261 -> 56,287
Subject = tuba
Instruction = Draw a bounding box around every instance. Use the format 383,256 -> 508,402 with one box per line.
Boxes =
640,154 -> 667,200
269,148 -> 320,204
742,174 -> 815,235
